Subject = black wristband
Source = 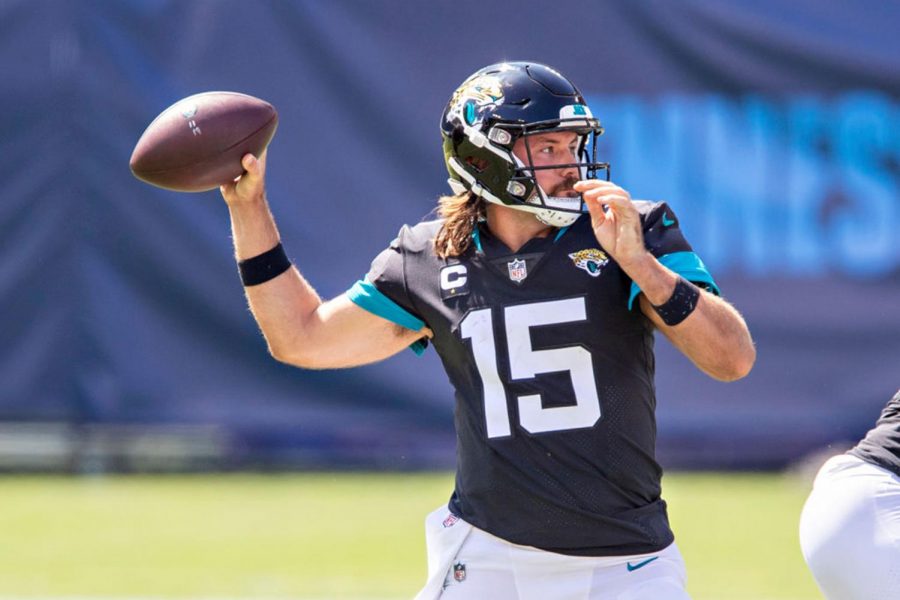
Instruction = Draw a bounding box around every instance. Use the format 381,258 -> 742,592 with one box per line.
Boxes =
238,242 -> 292,286
651,277 -> 700,326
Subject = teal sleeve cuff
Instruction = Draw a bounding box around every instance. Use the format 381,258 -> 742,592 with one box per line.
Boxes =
347,280 -> 428,355
628,251 -> 721,310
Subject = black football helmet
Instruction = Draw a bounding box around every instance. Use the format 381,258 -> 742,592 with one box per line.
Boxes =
441,62 -> 609,227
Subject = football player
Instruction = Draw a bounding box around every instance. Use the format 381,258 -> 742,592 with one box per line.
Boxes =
220,62 -> 755,599
799,389 -> 900,599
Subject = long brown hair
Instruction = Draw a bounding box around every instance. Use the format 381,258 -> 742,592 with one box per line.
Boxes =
433,192 -> 486,259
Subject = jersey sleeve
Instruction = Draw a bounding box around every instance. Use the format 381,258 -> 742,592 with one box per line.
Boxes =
628,201 -> 721,309
346,228 -> 429,355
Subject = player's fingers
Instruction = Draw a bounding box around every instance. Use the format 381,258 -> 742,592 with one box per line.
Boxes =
574,180 -> 624,194
241,153 -> 258,174
583,195 -> 607,226
596,192 -> 631,209
575,179 -> 617,189
580,187 -> 633,214
242,150 -> 269,184
577,180 -> 630,207
579,184 -> 629,203
601,194 -> 642,227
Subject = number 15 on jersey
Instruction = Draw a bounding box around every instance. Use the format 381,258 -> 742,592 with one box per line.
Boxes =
460,297 -> 602,439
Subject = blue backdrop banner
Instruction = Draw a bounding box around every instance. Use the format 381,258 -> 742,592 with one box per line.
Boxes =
2,0 -> 898,469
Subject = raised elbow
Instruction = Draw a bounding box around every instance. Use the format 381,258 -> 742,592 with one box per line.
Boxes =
268,344 -> 296,365
268,342 -> 317,369
714,345 -> 756,382
269,339 -> 341,370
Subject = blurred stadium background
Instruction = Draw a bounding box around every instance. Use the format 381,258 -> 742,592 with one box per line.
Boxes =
1,0 -> 898,598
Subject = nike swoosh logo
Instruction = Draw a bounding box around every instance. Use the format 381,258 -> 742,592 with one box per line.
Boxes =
662,214 -> 675,227
626,556 -> 659,572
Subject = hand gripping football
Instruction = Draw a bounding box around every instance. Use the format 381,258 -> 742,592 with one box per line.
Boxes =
130,91 -> 278,192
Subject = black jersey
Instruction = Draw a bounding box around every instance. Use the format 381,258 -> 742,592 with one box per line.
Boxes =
849,390 -> 900,477
348,202 -> 719,556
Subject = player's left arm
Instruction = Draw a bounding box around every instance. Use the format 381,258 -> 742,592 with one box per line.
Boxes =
575,180 -> 756,382
633,270 -> 754,382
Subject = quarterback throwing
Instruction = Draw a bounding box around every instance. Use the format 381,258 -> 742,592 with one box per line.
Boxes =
220,62 -> 755,599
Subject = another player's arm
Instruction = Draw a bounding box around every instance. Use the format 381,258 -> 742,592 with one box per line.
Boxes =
576,180 -> 755,382
220,152 -> 431,369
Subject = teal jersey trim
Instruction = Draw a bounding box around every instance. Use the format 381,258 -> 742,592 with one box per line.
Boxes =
553,225 -> 571,242
473,223 -> 569,249
409,338 -> 428,355
628,251 -> 721,310
347,280 -> 428,355
472,226 -> 484,253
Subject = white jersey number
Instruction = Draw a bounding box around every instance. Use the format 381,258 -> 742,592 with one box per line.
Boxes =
460,297 -> 601,438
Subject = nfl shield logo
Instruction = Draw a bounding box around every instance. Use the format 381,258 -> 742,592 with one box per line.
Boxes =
507,258 -> 527,282
453,562 -> 467,582
442,513 -> 460,528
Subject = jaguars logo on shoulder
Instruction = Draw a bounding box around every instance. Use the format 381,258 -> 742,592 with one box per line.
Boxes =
569,248 -> 608,277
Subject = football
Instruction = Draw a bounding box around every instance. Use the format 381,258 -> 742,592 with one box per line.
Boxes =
130,91 -> 278,192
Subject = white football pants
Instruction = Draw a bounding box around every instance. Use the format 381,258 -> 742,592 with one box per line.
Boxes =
415,505 -> 690,600
799,453 -> 900,600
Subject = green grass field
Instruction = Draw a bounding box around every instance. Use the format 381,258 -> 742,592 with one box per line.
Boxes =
0,472 -> 821,599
